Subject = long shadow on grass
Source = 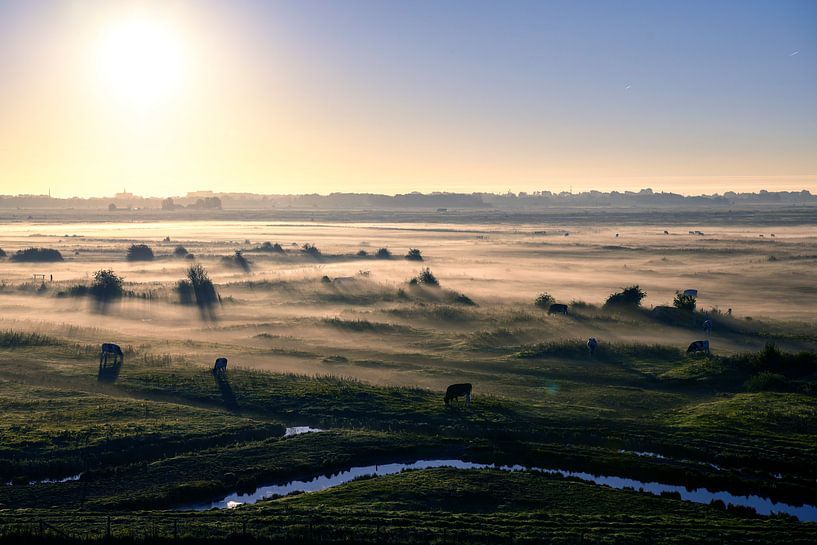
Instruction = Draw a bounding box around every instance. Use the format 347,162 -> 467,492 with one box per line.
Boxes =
213,372 -> 239,412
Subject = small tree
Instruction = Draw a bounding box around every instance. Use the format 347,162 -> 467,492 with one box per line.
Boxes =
604,285 -> 646,308
356,249 -> 368,257
405,248 -> 423,261
126,244 -> 154,261
260,241 -> 285,253
673,291 -> 696,311
302,243 -> 321,257
417,268 -> 439,287
375,248 -> 392,259
90,269 -> 124,301
534,292 -> 555,309
173,246 -> 189,258
187,264 -> 218,307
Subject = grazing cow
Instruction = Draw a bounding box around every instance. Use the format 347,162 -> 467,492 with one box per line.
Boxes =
615,233 -> 619,238
99,343 -> 123,366
587,337 -> 598,357
444,383 -> 472,406
686,340 -> 710,355
702,320 -> 713,336
213,357 -> 228,374
664,230 -> 669,235
548,303 -> 568,316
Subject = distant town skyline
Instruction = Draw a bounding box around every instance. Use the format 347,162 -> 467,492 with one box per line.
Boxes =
1,1 -> 815,197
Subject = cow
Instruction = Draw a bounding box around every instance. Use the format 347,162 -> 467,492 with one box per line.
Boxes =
702,320 -> 713,336
99,343 -> 123,366
548,303 -> 568,316
664,230 -> 669,235
686,340 -> 710,355
444,383 -> 472,406
587,337 -> 598,357
213,357 -> 228,374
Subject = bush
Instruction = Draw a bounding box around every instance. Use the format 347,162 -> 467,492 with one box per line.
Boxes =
604,285 -> 646,308
90,269 -> 124,301
126,244 -> 154,261
405,248 -> 423,261
176,280 -> 194,305
375,248 -> 392,259
222,250 -> 251,272
672,292 -> 696,311
417,268 -> 439,287
745,372 -> 789,392
534,293 -> 555,309
302,243 -> 321,257
0,248 -> 5,258
185,264 -> 219,308
356,250 -> 368,257
260,242 -> 285,253
173,246 -> 189,258
10,248 -> 63,262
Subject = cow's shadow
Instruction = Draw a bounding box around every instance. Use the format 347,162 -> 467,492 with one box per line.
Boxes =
97,361 -> 122,383
212,371 -> 239,411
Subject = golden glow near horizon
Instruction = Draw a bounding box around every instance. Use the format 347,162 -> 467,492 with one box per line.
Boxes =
0,2 -> 814,198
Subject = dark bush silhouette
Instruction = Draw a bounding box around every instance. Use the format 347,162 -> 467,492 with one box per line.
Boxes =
173,246 -> 189,258
357,249 -> 368,257
302,243 -> 321,258
222,250 -> 251,272
186,264 -> 218,309
11,248 -> 63,262
259,241 -> 285,253
745,371 -> 789,392
673,291 -> 696,311
0,248 -> 5,258
452,293 -> 475,305
176,280 -> 194,305
534,292 -> 555,309
417,268 -> 439,287
604,285 -> 646,308
90,269 -> 124,301
405,248 -> 423,261
126,244 -> 154,261
375,248 -> 392,259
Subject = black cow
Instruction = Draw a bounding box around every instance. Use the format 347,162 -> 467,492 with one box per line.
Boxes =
444,383 -> 472,406
548,303 -> 568,315
99,343 -> 123,366
686,340 -> 710,354
213,357 -> 228,374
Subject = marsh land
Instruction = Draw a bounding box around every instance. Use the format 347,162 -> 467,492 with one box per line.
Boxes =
0,204 -> 815,544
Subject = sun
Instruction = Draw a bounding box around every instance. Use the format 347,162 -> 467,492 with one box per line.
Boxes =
94,16 -> 186,109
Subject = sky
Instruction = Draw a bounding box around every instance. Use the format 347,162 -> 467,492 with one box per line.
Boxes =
0,0 -> 815,198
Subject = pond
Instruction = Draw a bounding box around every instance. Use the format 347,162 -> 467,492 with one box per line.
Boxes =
182,459 -> 817,522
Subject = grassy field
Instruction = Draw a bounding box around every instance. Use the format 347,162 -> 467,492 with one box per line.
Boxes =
0,212 -> 815,543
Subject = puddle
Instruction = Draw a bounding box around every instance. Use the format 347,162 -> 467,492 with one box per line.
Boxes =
283,426 -> 323,437
180,459 -> 817,521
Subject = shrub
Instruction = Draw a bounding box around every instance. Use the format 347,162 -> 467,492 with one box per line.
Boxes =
405,248 -> 423,261
126,244 -> 154,261
173,246 -> 189,258
534,293 -> 555,309
0,248 -> 5,258
186,264 -> 218,307
356,250 -> 368,257
302,243 -> 321,257
260,242 -> 285,253
745,372 -> 789,392
604,285 -> 646,308
672,292 -> 697,311
222,250 -> 251,272
90,269 -> 124,301
375,248 -> 392,259
417,268 -> 439,287
452,293 -> 475,305
176,280 -> 194,305
10,248 -> 63,262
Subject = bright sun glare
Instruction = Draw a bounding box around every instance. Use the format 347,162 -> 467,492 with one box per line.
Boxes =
95,17 -> 186,109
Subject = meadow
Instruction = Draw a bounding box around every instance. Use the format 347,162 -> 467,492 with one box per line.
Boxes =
0,206 -> 815,544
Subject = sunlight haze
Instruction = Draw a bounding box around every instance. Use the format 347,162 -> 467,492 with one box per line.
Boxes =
0,0 -> 815,197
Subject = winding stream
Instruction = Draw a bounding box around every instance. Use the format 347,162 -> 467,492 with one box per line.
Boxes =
182,459 -> 817,522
